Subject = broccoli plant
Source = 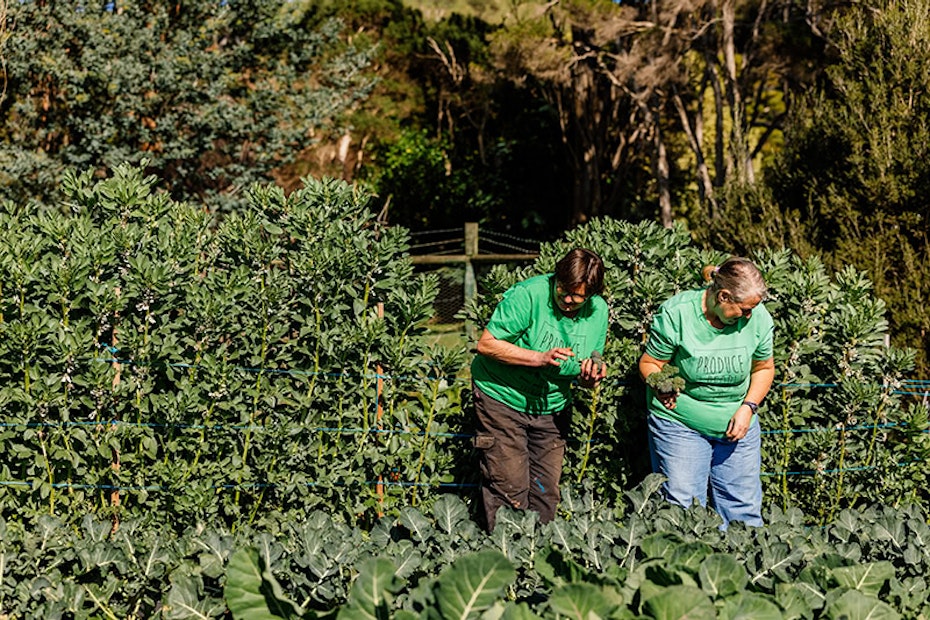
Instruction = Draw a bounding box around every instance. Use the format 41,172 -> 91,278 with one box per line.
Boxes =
645,364 -> 685,394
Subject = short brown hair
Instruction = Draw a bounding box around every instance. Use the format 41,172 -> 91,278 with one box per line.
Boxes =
555,248 -> 604,296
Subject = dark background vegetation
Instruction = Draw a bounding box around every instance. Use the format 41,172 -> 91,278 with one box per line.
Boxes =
1,0 -> 928,371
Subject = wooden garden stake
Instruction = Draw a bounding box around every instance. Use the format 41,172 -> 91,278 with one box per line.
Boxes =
110,287 -> 121,533
375,302 -> 385,517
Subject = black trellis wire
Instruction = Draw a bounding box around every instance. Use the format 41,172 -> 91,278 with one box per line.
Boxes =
1,347 -> 927,493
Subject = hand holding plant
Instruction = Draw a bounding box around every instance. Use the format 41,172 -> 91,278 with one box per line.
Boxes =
579,350 -> 606,387
646,364 -> 685,409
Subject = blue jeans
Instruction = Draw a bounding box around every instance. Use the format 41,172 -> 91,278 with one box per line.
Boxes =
647,414 -> 763,528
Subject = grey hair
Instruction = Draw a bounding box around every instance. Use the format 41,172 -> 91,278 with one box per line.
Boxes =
702,257 -> 767,302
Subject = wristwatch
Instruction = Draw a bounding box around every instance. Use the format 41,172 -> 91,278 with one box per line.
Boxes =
742,400 -> 759,415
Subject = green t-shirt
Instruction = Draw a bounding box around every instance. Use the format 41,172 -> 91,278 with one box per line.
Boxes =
471,274 -> 609,414
644,288 -> 774,437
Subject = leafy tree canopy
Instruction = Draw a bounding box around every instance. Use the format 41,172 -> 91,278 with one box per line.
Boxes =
767,0 -> 930,370
0,0 -> 376,212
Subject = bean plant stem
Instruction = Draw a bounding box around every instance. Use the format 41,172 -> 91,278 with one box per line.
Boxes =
38,431 -> 55,514
828,427 -> 848,524
83,584 -> 119,620
303,305 -> 322,416
236,274 -> 269,513
247,454 -> 277,526
411,378 -> 441,505
864,398 -> 887,469
182,401 -> 215,483
576,383 -> 601,484
852,393 -> 888,507
779,388 -> 792,510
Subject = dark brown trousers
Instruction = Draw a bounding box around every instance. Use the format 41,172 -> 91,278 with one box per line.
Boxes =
473,384 -> 569,532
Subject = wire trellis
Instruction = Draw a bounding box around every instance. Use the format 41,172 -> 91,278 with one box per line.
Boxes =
0,350 -> 926,496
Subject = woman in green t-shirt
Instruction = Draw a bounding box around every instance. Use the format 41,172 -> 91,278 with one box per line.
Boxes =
472,248 -> 609,532
638,257 -> 775,528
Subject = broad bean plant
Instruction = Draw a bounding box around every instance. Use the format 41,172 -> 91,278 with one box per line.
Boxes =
0,164 -> 468,531
467,218 -> 930,523
0,164 -> 926,539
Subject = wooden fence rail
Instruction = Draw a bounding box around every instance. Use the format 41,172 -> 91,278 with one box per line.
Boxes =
409,222 -> 539,337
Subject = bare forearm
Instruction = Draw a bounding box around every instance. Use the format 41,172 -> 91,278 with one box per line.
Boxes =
476,330 -> 545,367
746,359 -> 775,403
638,353 -> 666,381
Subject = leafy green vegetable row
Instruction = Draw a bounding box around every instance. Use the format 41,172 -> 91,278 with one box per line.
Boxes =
4,478 -> 929,618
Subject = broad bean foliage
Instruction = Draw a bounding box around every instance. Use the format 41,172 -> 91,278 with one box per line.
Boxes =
467,218 -> 930,521
0,164 -> 467,531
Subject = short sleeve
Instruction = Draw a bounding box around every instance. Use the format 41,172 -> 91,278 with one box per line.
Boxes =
486,283 -> 532,343
645,303 -> 678,361
752,305 -> 775,360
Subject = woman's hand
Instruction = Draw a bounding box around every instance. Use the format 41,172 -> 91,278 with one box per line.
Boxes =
725,404 -> 754,440
477,330 -> 576,369
578,357 -> 607,388
536,347 -> 575,367
655,389 -> 679,410
726,357 -> 774,440
639,353 -> 678,408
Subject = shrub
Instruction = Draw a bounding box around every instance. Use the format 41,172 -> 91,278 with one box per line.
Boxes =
0,163 -> 466,530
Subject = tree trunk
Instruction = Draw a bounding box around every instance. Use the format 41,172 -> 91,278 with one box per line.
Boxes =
567,61 -> 603,226
721,0 -> 754,183
654,120 -> 673,228
707,61 -> 727,186
673,90 -> 718,217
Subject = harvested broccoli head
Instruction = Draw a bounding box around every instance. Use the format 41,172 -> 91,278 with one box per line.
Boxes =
646,364 -> 685,394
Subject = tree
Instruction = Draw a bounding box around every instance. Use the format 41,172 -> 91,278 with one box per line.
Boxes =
486,0 -> 828,228
488,0 -> 652,227
0,0 -> 375,211
342,3 -> 565,237
767,0 -> 930,371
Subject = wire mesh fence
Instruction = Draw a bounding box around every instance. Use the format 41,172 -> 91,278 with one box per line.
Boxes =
408,224 -> 541,327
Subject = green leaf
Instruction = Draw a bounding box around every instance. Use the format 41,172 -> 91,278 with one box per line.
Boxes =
225,547 -> 303,620
548,583 -> 622,620
434,550 -> 516,620
338,558 -> 399,620
262,221 -> 284,236
398,506 -> 436,542
432,495 -> 470,534
830,562 -> 895,598
640,533 -> 685,560
775,582 -> 826,618
624,473 -> 667,515
698,554 -> 748,598
668,542 -> 713,573
825,590 -> 901,620
166,573 -> 226,620
641,585 -> 715,620
719,593 -> 783,620
536,546 -> 590,588
750,542 -> 804,587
